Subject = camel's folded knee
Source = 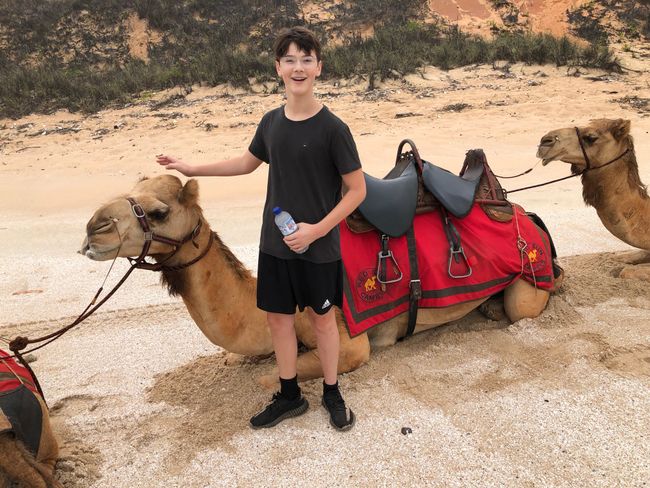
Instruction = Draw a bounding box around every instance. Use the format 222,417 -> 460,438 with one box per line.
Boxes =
338,336 -> 370,373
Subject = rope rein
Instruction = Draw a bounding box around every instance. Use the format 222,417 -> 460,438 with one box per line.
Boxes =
500,127 -> 630,195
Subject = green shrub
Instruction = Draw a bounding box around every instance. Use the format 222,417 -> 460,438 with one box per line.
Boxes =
0,4 -> 621,118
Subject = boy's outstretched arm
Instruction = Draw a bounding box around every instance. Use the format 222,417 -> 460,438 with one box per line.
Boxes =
283,168 -> 366,253
155,150 -> 263,177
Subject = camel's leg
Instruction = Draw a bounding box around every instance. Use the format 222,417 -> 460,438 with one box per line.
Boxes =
34,396 -> 58,477
503,279 -> 550,322
224,352 -> 246,366
0,435 -> 48,488
292,326 -> 370,381
619,263 -> 650,281
479,293 -> 506,321
617,250 -> 650,265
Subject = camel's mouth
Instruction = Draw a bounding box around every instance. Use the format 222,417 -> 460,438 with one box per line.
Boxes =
540,157 -> 554,166
537,145 -> 563,166
537,135 -> 559,165
79,237 -> 120,261
536,148 -> 557,166
83,247 -> 119,261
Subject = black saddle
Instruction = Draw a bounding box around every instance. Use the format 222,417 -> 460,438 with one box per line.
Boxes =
345,141 -> 510,340
358,163 -> 418,237
421,159 -> 483,218
357,140 -> 483,237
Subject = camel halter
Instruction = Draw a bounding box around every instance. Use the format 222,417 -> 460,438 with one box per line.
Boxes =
6,197 -> 215,399
126,197 -> 215,271
505,127 -> 630,195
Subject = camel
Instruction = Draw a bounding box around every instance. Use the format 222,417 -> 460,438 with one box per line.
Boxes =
80,175 -> 555,384
537,118 -> 650,281
0,353 -> 62,488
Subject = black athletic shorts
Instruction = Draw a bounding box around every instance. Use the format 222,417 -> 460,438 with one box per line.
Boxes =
257,252 -> 343,315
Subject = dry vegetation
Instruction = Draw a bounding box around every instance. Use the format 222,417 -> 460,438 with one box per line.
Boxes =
0,0 -> 646,118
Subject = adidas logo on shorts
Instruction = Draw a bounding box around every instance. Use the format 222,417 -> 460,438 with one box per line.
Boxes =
321,299 -> 331,309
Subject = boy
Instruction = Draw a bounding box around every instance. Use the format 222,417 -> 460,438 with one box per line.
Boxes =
156,26 -> 366,431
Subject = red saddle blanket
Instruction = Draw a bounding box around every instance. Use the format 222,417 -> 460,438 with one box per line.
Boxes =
0,350 -> 38,394
340,204 -> 555,337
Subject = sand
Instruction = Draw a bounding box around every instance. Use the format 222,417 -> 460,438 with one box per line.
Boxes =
1,50 -> 650,486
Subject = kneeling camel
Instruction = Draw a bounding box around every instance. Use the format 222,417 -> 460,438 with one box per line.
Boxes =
81,175 -> 555,383
0,351 -> 61,488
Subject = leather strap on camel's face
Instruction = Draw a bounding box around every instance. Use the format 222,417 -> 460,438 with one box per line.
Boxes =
126,197 -> 202,271
575,126 -> 593,170
575,126 -> 629,172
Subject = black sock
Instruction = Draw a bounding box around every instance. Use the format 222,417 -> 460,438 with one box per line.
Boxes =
280,375 -> 300,400
323,380 -> 339,394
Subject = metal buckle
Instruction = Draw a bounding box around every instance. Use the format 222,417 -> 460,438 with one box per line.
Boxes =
144,231 -> 153,241
131,203 -> 146,218
448,246 -> 472,279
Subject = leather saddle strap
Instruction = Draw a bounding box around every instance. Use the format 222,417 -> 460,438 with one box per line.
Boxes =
378,235 -> 387,284
441,209 -> 472,279
405,226 -> 421,338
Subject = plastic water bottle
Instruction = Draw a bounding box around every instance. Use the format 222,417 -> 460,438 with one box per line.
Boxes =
273,207 -> 308,254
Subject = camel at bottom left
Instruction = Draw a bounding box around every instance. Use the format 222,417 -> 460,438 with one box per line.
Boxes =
80,174 -> 559,387
0,351 -> 62,488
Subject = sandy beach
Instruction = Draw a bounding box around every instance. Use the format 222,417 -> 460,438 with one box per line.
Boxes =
1,48 -> 650,486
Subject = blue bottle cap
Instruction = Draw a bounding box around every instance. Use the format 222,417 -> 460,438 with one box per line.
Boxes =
272,206 -> 281,215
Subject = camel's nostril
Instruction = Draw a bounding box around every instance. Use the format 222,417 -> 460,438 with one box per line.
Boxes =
91,221 -> 114,234
540,136 -> 555,146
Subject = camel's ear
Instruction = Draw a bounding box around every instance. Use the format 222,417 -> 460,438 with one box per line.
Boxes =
179,178 -> 199,206
611,119 -> 631,141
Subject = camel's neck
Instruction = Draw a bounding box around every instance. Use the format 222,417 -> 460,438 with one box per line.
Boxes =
160,219 -> 273,355
581,146 -> 650,250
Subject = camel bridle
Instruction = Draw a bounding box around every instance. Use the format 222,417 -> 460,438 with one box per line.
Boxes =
5,197 -> 215,396
573,126 -> 629,172
506,127 -> 630,195
126,197 -> 214,272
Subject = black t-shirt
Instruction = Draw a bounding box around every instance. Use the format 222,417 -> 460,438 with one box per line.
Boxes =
248,105 -> 362,263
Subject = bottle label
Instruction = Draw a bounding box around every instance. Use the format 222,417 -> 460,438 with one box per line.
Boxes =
278,219 -> 297,236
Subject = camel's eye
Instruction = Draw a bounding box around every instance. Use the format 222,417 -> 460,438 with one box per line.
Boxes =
582,134 -> 598,145
148,208 -> 169,221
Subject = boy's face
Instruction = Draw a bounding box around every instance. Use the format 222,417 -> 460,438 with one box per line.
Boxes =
275,42 -> 322,97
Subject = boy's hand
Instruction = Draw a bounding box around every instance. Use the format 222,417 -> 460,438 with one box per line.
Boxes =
155,154 -> 193,176
283,222 -> 323,252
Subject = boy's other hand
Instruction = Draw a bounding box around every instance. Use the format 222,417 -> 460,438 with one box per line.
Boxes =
155,154 -> 193,176
283,222 -> 323,252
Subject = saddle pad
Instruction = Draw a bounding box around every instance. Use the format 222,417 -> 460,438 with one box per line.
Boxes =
0,350 -> 38,395
340,204 -> 555,337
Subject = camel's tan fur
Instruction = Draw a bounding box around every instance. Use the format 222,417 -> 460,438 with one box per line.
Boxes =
81,175 -> 553,383
0,394 -> 61,488
537,118 -> 650,280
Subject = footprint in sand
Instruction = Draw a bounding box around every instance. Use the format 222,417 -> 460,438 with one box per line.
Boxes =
600,345 -> 650,378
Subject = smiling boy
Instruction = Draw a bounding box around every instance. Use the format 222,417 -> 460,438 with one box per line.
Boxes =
156,26 -> 366,431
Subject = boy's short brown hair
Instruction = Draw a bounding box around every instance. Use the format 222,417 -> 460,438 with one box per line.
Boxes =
273,26 -> 321,61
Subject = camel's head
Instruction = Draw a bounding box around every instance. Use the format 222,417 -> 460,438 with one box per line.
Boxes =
80,175 -> 201,261
536,118 -> 631,170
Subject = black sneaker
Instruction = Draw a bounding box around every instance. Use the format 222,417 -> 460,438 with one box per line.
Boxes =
322,388 -> 355,431
249,392 -> 309,429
